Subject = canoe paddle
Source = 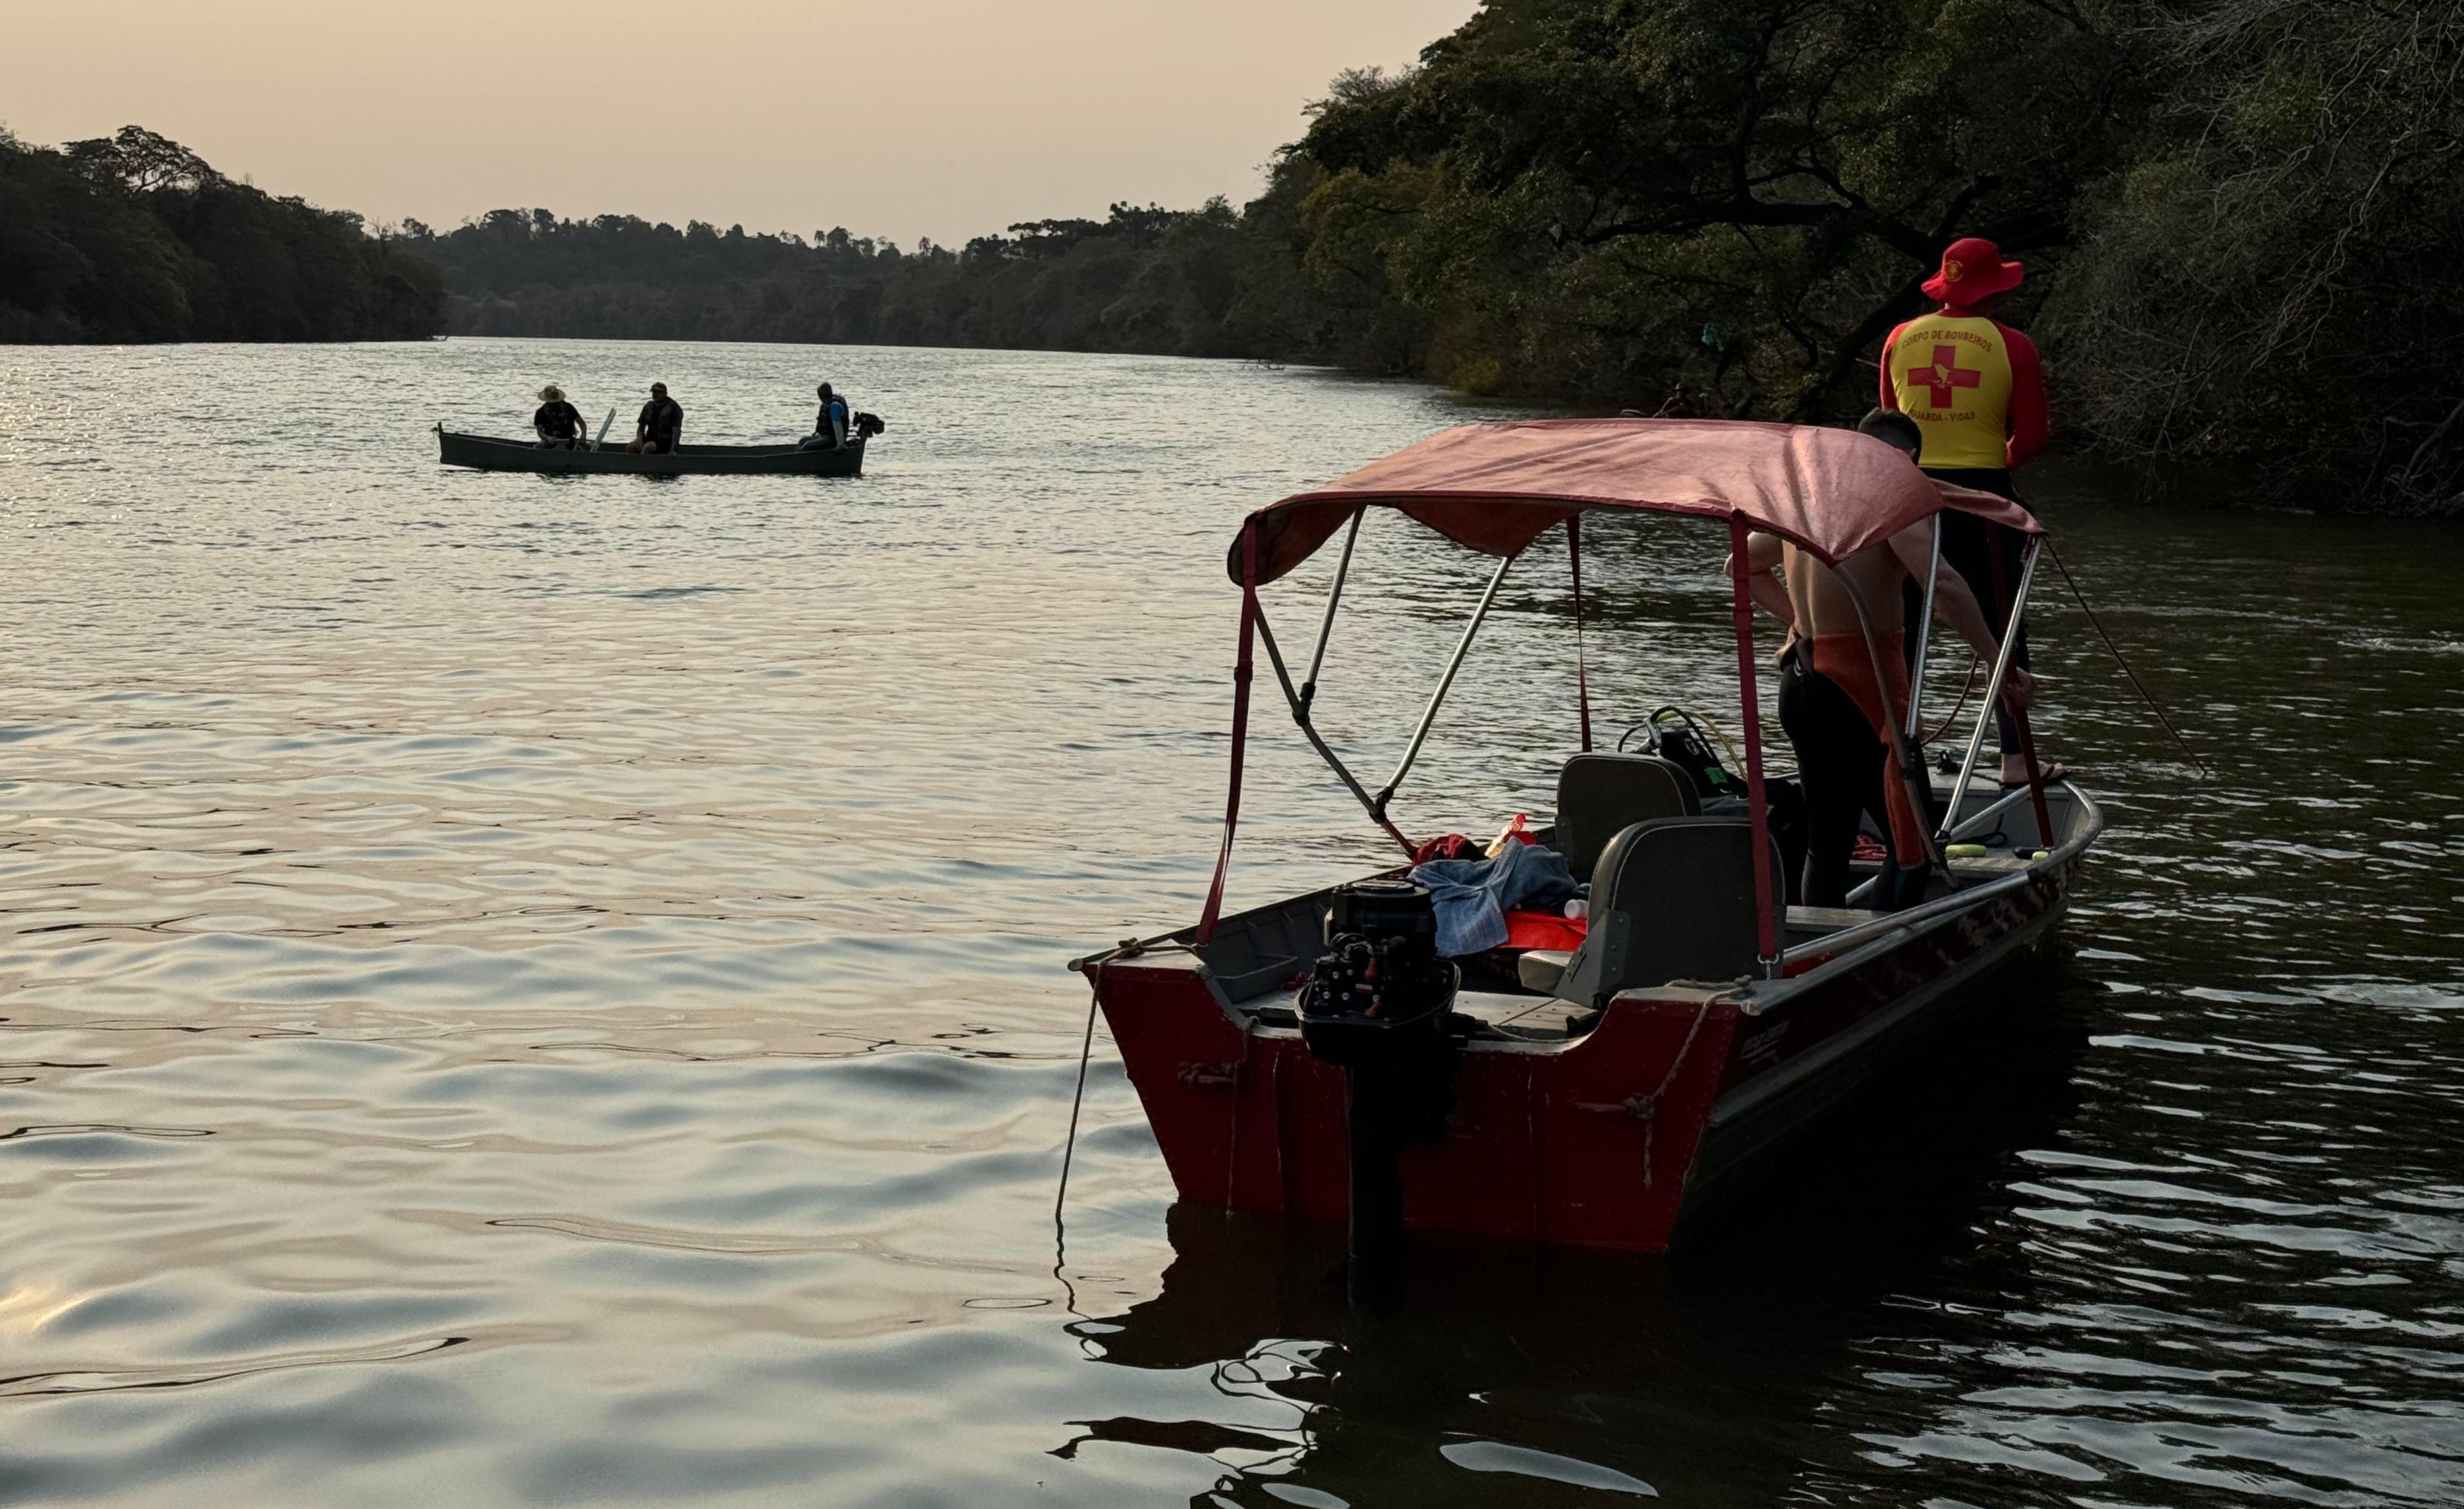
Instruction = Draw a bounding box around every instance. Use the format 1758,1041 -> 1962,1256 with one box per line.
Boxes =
592,407 -> 616,451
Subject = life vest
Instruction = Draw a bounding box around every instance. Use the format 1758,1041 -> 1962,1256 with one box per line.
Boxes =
1886,314 -> 2013,470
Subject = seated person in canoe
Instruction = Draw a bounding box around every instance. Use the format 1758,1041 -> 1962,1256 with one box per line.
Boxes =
799,383 -> 851,451
627,383 -> 683,454
1731,440 -> 2033,910
533,386 -> 585,449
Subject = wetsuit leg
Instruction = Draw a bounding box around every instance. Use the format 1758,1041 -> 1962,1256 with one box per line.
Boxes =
1809,632 -> 1928,883
1778,644 -> 1892,908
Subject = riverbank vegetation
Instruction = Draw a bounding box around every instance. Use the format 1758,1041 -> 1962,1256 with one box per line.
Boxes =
406,203 -> 1268,358
10,0 -> 2458,512
0,127 -> 442,343
410,0 -> 2459,514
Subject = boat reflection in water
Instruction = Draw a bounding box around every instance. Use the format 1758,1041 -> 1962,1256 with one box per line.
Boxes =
1059,966 -> 2088,1505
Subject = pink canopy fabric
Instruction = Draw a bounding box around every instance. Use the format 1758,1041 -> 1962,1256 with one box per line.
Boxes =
1237,418 -> 2042,583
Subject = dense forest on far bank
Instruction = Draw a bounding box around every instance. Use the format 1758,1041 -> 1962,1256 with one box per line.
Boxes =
411,202 -> 1291,362
412,0 -> 2462,515
0,127 -> 441,343
9,0 -> 2459,514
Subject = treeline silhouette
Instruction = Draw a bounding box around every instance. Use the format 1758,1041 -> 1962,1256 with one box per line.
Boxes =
414,0 -> 2462,514
405,187 -> 1409,370
11,0 -> 2457,512
0,126 -> 441,343
1266,0 -> 2464,514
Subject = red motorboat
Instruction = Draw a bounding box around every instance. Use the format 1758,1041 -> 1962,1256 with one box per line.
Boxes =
1073,419 -> 2104,1256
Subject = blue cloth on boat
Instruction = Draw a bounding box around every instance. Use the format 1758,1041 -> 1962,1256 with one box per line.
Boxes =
1407,842 -> 1579,956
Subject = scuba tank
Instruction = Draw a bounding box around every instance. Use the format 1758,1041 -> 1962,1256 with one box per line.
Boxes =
1623,706 -> 1740,802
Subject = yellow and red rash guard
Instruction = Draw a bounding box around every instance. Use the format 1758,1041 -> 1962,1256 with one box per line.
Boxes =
1878,308 -> 2049,470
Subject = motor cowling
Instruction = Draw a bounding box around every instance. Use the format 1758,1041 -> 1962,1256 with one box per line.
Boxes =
1298,879 -> 1455,1060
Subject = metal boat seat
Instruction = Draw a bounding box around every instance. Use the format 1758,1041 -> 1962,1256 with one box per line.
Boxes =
1546,816 -> 1784,1006
1553,752 -> 1698,880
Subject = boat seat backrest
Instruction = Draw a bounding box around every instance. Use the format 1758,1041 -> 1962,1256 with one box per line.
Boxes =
1554,753 -> 1698,880
1555,816 -> 1782,1006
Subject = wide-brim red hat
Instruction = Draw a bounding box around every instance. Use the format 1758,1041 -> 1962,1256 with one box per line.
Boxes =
1924,237 -> 2023,303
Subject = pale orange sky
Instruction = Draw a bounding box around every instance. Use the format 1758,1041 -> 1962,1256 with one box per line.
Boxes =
5,1 -> 1478,245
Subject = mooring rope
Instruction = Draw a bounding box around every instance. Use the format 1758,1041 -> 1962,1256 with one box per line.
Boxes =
1921,653 -> 1984,746
1574,995 -> 1720,1189
1053,985 -> 1103,1224
2045,539 -> 2209,777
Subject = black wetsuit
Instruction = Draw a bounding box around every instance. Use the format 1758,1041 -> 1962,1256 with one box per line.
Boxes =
1776,641 -> 1896,908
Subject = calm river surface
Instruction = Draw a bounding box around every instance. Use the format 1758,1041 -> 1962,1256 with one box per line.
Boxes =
2,339 -> 2461,1507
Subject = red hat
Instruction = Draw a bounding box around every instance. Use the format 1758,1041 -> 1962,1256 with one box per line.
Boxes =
1924,237 -> 2023,304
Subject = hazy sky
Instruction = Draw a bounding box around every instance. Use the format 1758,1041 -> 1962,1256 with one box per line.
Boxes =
6,1 -> 1478,246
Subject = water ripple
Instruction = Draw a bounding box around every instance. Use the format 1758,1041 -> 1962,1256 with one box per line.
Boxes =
2,342 -> 2460,1505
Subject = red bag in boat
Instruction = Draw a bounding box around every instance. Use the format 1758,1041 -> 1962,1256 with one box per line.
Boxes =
1503,909 -> 1588,952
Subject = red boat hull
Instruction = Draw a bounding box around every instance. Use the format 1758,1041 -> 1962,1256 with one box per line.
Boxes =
1094,957 -> 1739,1253
1087,846 -> 2082,1255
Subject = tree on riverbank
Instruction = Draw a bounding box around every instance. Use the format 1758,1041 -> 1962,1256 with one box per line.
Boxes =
13,0 -> 2461,516
1281,0 -> 2139,418
1272,0 -> 2461,512
2045,0 -> 2464,515
0,127 -> 441,343
406,200 -> 1288,358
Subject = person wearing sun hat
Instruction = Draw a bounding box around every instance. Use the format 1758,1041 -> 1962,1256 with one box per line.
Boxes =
532,385 -> 585,449
1880,237 -> 2048,483
1877,237 -> 2061,787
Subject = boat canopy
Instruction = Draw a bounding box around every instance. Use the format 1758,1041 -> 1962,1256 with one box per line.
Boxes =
1235,418 -> 2041,583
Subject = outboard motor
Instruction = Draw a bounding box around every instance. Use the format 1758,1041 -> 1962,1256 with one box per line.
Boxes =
1298,879 -> 1460,1305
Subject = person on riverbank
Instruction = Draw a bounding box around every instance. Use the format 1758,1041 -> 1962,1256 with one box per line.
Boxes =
532,386 -> 584,449
1878,238 -> 2059,786
1731,507 -> 2033,910
627,383 -> 683,454
797,383 -> 850,451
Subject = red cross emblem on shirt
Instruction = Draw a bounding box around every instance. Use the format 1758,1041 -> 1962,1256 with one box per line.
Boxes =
1908,344 -> 1981,408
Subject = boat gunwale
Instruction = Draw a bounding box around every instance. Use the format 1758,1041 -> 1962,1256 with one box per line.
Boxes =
435,428 -> 867,475
1077,780 -> 2105,1049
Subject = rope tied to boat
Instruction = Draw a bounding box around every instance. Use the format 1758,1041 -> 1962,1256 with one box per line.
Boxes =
1921,653 -> 1985,746
2044,539 -> 2209,777
1573,993 -> 1720,1189
1055,938 -> 1198,1222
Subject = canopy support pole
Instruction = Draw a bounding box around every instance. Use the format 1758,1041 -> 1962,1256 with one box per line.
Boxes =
1569,517 -> 1592,752
1839,576 -> 1953,883
1727,519 -> 1779,973
1196,522 -> 1262,943
1373,551 -> 1516,816
1938,536 -> 2042,842
1254,606 -> 1418,857
1984,524 -> 2059,848
1300,508 -> 1363,713
1905,516 -> 1941,740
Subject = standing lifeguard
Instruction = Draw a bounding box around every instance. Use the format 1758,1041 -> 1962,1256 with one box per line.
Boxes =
1878,237 -> 2057,786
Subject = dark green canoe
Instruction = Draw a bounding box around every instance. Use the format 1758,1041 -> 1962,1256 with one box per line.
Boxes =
437,429 -> 866,476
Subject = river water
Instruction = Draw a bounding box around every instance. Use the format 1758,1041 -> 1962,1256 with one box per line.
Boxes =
1,338 -> 2459,1507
